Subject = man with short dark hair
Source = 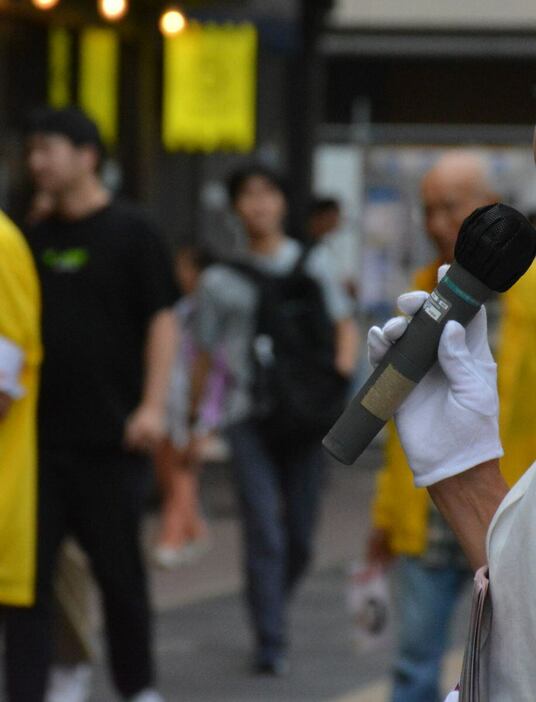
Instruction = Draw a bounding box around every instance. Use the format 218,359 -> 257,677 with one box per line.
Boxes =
307,197 -> 341,242
5,107 -> 177,702
308,196 -> 360,302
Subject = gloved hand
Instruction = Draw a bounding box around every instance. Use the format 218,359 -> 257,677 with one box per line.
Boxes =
368,266 -> 503,487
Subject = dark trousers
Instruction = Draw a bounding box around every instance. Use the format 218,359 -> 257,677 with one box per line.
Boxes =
227,420 -> 325,659
3,448 -> 154,702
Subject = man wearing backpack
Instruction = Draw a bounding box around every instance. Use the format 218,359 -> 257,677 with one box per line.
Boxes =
189,165 -> 358,675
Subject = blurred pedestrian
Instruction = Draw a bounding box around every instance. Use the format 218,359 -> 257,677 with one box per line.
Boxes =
5,106 -> 177,702
308,196 -> 360,301
367,151 -> 535,702
47,543 -> 94,702
307,197 -> 341,243
189,165 -> 359,674
153,246 -> 226,569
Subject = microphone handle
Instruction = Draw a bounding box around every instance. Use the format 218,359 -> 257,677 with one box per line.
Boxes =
322,262 -> 492,465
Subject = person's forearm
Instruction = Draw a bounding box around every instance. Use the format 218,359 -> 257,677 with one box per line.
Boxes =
427,459 -> 508,571
141,309 -> 177,411
335,317 -> 360,377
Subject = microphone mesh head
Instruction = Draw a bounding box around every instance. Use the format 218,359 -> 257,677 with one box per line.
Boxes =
455,203 -> 536,292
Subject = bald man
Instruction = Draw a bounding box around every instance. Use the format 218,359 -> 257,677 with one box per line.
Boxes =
367,151 -> 536,702
421,151 -> 498,262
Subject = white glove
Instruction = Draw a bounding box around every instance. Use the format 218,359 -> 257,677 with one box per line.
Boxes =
368,269 -> 503,488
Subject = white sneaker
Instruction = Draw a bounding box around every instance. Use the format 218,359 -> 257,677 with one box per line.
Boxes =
46,664 -> 92,702
129,690 -> 165,702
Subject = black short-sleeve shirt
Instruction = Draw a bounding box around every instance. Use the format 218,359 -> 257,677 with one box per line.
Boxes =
26,200 -> 177,449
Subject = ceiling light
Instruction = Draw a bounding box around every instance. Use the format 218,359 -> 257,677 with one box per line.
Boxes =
159,7 -> 187,37
32,0 -> 61,10
98,0 -> 128,22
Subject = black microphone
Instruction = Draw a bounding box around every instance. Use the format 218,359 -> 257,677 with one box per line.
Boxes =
323,203 -> 536,466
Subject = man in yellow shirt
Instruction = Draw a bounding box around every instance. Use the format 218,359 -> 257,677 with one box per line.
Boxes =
368,151 -> 536,702
0,210 -> 41,606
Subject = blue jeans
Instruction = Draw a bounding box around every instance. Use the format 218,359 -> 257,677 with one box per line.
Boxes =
392,556 -> 471,702
227,420 -> 324,661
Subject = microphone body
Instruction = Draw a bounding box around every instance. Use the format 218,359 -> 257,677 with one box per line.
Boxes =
323,261 -> 491,465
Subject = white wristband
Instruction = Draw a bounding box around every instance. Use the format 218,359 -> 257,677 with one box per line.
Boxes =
0,336 -> 25,398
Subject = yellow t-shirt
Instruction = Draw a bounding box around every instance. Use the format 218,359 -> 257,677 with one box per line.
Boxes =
0,211 -> 42,605
497,262 -> 536,481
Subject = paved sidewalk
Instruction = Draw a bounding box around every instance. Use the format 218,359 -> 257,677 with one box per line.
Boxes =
81,446 -> 470,701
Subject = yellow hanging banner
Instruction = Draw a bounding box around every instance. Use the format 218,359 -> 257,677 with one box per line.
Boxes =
79,28 -> 119,145
163,22 -> 257,152
48,28 -> 72,108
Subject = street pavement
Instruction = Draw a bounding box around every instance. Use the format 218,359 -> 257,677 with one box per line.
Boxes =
5,446 -> 471,701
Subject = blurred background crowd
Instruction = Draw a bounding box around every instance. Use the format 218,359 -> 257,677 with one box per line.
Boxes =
0,1 -> 536,701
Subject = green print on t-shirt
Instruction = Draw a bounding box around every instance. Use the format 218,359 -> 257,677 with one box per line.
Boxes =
42,247 -> 90,272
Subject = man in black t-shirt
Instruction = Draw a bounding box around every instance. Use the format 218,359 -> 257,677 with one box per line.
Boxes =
4,108 -> 176,702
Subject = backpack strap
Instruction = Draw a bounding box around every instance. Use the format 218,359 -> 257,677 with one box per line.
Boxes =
224,241 -> 316,282
223,260 -> 267,286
